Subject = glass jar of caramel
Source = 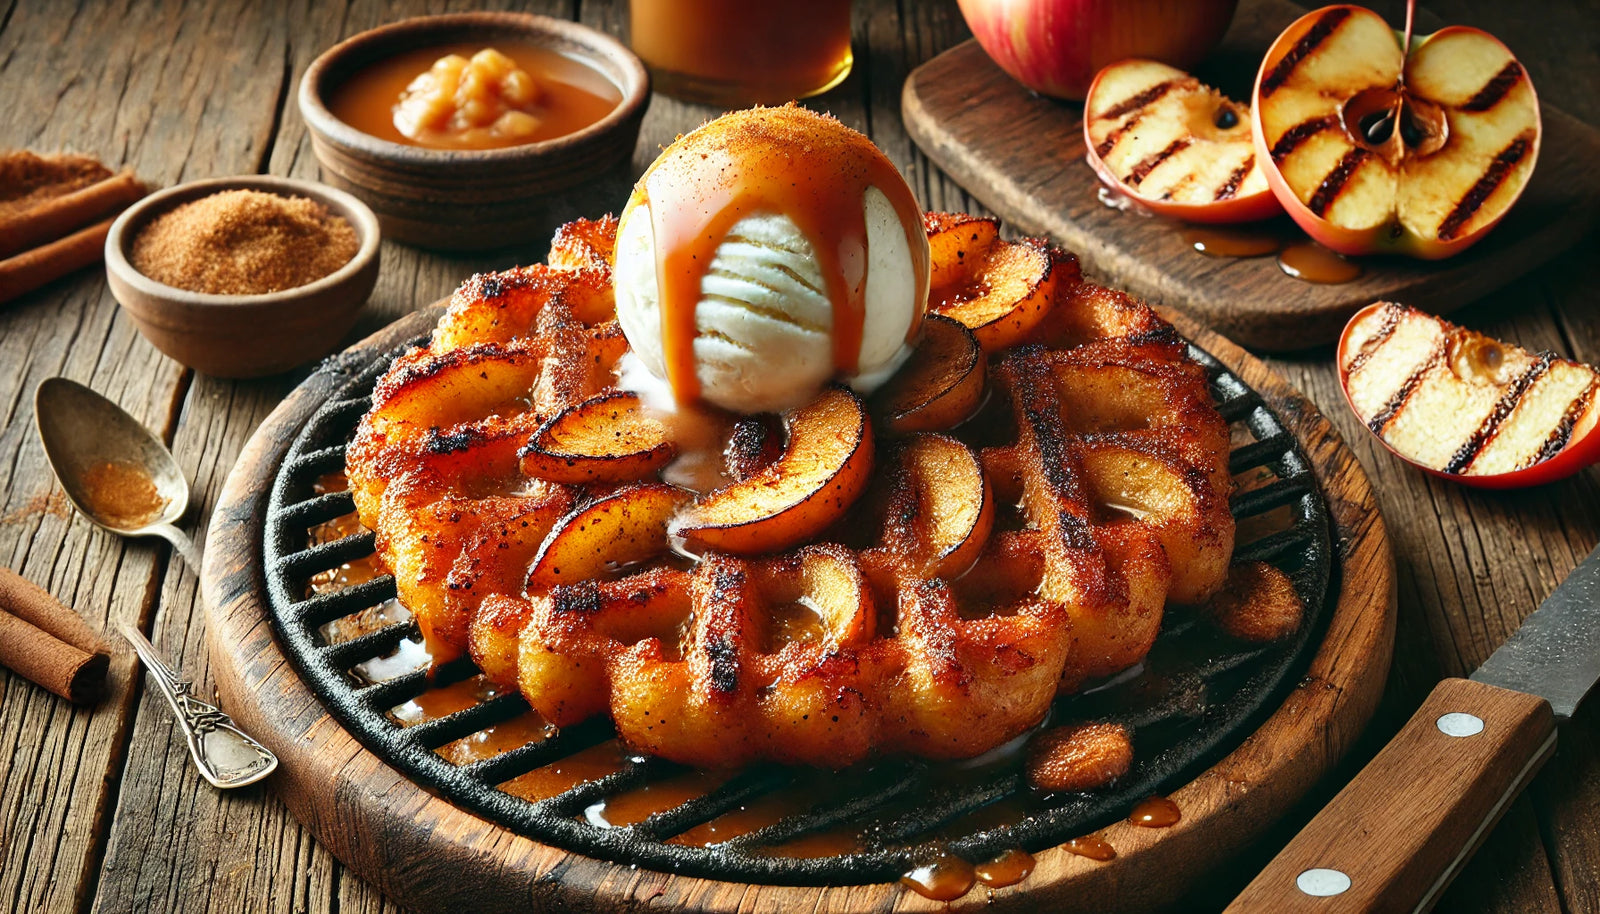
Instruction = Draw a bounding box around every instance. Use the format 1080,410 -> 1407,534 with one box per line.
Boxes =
629,0 -> 853,106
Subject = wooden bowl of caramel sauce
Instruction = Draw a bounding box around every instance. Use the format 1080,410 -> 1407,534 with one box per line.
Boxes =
299,13 -> 649,250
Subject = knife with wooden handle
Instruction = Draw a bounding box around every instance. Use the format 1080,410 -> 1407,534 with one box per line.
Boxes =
1228,541 -> 1600,913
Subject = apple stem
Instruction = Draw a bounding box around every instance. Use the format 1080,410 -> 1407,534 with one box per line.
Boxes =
1402,0 -> 1417,57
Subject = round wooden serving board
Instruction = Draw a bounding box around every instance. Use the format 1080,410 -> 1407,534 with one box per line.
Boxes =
202,304 -> 1395,913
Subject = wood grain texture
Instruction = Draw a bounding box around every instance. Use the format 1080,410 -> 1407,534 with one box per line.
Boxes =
199,299 -> 1395,914
0,2 -> 1595,913
899,0 -> 1600,352
1228,678 -> 1556,913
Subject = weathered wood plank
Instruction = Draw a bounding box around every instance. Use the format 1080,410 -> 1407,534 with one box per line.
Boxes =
0,1 -> 287,912
86,1 -> 579,911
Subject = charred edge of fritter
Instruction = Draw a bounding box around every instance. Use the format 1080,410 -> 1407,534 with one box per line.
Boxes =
551,579 -> 605,616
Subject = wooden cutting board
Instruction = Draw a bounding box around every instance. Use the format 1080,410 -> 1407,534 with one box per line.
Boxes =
901,0 -> 1600,352
201,304 -> 1395,913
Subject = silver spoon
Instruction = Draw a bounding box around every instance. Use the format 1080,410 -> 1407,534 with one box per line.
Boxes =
120,624 -> 278,789
33,377 -> 202,569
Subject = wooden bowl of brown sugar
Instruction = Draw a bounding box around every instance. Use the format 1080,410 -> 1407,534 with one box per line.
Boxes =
105,175 -> 380,378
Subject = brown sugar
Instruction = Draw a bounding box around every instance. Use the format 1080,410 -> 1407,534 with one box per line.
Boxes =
129,189 -> 359,295
79,460 -> 168,528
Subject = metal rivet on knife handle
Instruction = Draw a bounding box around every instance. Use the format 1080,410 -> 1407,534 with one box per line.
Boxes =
1296,869 -> 1352,897
1436,712 -> 1485,737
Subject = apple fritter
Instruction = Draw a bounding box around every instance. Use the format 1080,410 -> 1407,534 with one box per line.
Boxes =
347,212 -> 1235,769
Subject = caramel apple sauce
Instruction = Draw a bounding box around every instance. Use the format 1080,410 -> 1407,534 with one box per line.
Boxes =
328,42 -> 621,150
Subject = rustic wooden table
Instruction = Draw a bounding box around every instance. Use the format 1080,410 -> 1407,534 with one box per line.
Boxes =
1,1 -> 1595,912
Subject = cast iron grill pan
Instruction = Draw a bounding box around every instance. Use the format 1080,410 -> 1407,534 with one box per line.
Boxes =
261,338 -> 1335,885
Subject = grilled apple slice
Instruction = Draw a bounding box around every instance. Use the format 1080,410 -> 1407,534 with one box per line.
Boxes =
923,213 -> 1062,351
1085,59 -> 1280,223
528,483 -> 692,587
874,433 -> 994,579
1253,6 -> 1540,259
671,386 -> 874,555
1338,302 -> 1600,487
875,314 -> 987,434
520,391 -> 675,483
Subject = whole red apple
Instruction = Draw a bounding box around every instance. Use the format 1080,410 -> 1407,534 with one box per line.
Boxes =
957,0 -> 1240,101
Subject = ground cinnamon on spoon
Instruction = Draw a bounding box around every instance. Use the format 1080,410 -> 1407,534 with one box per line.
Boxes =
129,189 -> 358,295
80,460 -> 167,528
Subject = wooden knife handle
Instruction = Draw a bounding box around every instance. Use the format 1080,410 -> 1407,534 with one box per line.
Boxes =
1227,678 -> 1555,914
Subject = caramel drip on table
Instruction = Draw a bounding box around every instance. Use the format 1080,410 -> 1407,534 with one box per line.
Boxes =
973,848 -> 1036,888
1277,241 -> 1362,284
900,850 -> 976,901
1064,835 -> 1117,861
643,107 -> 928,404
1129,795 -> 1182,827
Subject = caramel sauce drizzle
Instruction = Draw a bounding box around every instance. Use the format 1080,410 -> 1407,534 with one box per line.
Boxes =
900,849 -> 976,901
1064,835 -> 1117,861
642,107 -> 927,404
973,848 -> 1036,888
588,769 -> 732,828
500,740 -> 629,802
1129,795 -> 1182,828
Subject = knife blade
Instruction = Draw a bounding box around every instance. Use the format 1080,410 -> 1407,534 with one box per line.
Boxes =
1227,541 -> 1600,914
1471,541 -> 1600,720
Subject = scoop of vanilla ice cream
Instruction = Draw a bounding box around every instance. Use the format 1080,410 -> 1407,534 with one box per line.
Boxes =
614,186 -> 921,414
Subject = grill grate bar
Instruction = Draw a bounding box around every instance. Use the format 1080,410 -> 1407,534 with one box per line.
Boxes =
1235,526 -> 1319,564
276,532 -> 378,578
1228,433 -> 1296,475
260,334 -> 1338,886
288,578 -> 399,627
628,766 -> 797,841
400,693 -> 533,749
1230,477 -> 1312,517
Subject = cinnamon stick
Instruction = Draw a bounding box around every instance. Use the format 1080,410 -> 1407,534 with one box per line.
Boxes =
0,171 -> 145,259
0,608 -> 108,703
0,214 -> 116,305
0,566 -> 108,654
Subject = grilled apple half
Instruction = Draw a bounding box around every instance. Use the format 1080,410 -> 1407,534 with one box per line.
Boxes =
1339,302 -> 1600,487
1085,59 -> 1280,223
1253,5 -> 1540,259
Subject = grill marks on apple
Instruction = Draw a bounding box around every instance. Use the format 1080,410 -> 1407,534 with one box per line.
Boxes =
1255,6 -> 1539,244
1341,303 -> 1600,476
1085,61 -> 1268,206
